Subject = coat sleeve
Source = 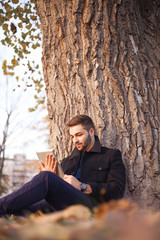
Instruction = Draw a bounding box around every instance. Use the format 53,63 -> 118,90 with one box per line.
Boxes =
88,150 -> 126,202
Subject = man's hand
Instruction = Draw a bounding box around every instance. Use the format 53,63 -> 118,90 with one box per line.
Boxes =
63,175 -> 92,194
63,175 -> 81,190
39,154 -> 57,174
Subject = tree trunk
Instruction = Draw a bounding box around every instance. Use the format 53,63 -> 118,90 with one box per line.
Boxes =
36,0 -> 160,210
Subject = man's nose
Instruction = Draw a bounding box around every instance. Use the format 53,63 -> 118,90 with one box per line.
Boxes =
73,136 -> 78,143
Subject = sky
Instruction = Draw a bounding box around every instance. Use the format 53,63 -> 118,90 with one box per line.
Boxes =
0,29 -> 49,160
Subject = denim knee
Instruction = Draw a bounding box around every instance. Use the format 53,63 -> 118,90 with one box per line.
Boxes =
39,171 -> 56,178
38,171 -> 59,188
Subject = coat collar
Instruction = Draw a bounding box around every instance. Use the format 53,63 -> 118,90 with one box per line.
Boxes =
69,135 -> 102,158
90,135 -> 102,153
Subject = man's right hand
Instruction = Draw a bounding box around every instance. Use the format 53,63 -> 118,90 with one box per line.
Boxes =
39,154 -> 57,174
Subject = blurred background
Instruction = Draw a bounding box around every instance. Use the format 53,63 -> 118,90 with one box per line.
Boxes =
0,0 -> 49,195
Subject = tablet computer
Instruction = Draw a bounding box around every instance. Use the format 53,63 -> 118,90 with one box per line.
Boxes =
36,150 -> 64,178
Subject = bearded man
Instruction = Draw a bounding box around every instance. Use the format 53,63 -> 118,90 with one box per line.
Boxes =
0,115 -> 126,217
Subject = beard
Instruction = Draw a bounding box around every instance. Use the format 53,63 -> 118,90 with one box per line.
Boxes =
75,133 -> 92,151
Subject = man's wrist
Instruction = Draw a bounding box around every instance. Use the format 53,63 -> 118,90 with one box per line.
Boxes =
80,183 -> 87,192
79,182 -> 92,194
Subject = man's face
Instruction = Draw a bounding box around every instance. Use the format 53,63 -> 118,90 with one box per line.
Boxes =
69,124 -> 95,152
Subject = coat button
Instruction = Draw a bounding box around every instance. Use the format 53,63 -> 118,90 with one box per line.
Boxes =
98,167 -> 102,171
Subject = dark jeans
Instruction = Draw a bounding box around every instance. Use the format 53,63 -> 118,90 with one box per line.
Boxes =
0,171 -> 93,216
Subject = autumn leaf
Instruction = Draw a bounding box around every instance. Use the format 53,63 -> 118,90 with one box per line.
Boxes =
26,24 -> 32,30
0,0 -> 44,110
30,15 -> 37,21
10,22 -> 17,34
2,23 -> 8,31
0,16 -> 4,27
4,2 -> 12,11
12,0 -> 19,4
18,22 -> 23,28
28,108 -> 36,112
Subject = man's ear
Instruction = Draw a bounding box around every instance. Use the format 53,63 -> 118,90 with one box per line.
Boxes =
89,128 -> 95,136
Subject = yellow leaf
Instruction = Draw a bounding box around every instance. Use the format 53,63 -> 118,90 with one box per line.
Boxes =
17,6 -> 23,12
4,3 -> 11,11
11,57 -> 18,66
26,24 -> 32,30
28,108 -> 35,112
2,60 -> 7,70
0,16 -> 4,27
12,0 -> 19,3
18,22 -> 22,28
18,52 -> 23,58
2,23 -> 8,31
8,65 -> 14,70
8,72 -> 14,76
30,15 -> 37,21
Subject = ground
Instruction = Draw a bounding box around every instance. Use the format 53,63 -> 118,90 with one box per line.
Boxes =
0,199 -> 160,240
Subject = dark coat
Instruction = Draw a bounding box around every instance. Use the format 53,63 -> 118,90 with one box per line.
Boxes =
61,136 -> 126,204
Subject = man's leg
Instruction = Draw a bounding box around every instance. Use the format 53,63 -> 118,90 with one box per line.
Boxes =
0,171 -> 92,216
13,199 -> 55,216
26,199 -> 55,214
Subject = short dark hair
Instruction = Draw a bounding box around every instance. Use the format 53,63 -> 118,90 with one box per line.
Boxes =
67,115 -> 95,131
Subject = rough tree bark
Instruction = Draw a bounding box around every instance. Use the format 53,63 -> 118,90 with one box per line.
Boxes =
36,0 -> 160,210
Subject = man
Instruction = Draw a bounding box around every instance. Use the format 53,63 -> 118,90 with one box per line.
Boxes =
0,115 -> 126,217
